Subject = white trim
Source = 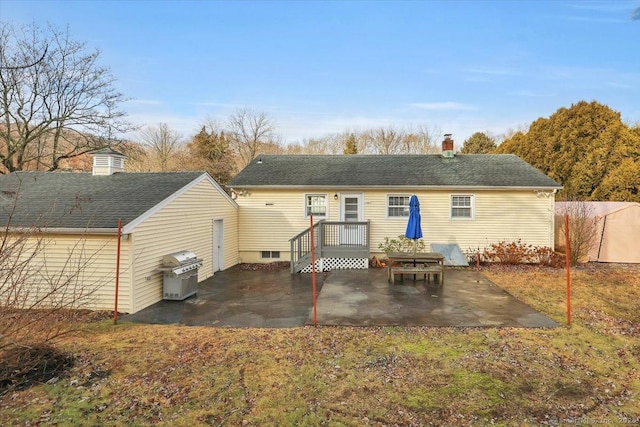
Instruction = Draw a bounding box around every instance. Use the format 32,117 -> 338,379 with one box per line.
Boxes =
123,173 -> 238,234
260,250 -> 281,259
450,194 -> 475,220
129,233 -> 136,313
304,193 -> 328,219
340,193 -> 364,222
386,193 -> 411,219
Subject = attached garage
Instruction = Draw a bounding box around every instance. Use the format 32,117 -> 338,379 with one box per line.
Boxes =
0,149 -> 239,313
556,202 -> 640,264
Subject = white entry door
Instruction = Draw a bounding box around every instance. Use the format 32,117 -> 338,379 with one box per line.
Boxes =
212,219 -> 224,272
340,193 -> 364,245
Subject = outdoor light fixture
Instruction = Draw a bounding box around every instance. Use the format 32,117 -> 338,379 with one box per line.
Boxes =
334,193 -> 339,200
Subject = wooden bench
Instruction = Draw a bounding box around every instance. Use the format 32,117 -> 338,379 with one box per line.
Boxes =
389,265 -> 444,285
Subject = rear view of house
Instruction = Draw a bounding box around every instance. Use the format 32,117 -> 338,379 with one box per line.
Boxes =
229,136 -> 562,272
0,149 -> 239,313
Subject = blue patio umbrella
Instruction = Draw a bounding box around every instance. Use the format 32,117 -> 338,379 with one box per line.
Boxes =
405,195 -> 423,252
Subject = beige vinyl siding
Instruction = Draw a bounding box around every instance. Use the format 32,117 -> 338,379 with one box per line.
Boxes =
236,189 -> 340,263
11,233 -> 132,312
236,188 -> 555,262
365,190 -> 555,256
130,179 -> 239,312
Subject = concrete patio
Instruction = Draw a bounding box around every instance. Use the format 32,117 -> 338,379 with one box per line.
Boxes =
123,267 -> 558,328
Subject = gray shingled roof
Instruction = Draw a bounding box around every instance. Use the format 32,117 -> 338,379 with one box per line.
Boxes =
0,171 -> 205,230
229,154 -> 562,188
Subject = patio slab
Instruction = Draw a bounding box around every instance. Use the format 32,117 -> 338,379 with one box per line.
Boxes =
312,269 -> 558,327
124,268 -> 320,328
123,266 -> 557,328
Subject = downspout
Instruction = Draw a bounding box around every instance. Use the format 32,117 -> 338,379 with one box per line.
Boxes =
596,215 -> 607,261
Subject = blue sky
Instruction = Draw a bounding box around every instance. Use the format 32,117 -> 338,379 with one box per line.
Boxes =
2,0 -> 640,144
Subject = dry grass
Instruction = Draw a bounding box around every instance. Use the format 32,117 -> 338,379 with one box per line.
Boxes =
1,265 -> 639,426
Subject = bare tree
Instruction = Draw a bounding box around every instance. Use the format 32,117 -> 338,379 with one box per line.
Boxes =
363,126 -> 405,154
0,22 -> 131,174
0,181 -> 114,393
402,124 -> 441,154
137,123 -> 183,171
557,200 -> 598,265
226,108 -> 279,167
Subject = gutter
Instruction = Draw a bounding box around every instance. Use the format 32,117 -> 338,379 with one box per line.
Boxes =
7,227 -> 120,235
230,185 -> 563,191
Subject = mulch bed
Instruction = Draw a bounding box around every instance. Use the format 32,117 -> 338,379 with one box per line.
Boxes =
233,261 -> 291,271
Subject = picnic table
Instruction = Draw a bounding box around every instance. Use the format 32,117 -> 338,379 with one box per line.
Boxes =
387,252 -> 445,285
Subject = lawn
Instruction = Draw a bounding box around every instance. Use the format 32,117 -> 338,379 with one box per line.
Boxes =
1,265 -> 639,426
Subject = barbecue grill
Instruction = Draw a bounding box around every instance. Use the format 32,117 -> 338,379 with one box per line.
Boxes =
160,250 -> 203,300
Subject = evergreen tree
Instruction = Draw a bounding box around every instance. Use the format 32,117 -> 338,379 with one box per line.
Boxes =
460,132 -> 497,154
187,127 -> 235,186
343,133 -> 358,154
496,101 -> 640,201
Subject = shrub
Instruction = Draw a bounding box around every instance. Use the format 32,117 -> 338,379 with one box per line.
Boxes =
483,239 -> 536,264
483,240 -> 564,266
378,235 -> 426,254
557,201 -> 597,266
534,246 -> 565,268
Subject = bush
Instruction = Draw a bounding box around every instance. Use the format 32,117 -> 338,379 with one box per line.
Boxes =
483,239 -> 535,264
483,240 -> 564,266
557,201 -> 598,266
534,246 -> 565,268
378,235 -> 426,254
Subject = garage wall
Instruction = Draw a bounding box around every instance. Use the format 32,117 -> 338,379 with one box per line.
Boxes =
10,233 -> 132,312
129,176 -> 239,312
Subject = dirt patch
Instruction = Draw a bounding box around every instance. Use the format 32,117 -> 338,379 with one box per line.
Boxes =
0,345 -> 74,396
233,261 -> 291,271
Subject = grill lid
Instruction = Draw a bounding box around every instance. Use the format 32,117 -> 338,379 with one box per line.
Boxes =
162,250 -> 197,267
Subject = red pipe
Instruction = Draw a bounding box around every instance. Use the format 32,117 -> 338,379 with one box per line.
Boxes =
310,215 -> 317,327
114,218 -> 122,325
565,214 -> 571,327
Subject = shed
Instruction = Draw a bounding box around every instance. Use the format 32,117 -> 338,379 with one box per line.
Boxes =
0,150 -> 239,313
556,202 -> 640,263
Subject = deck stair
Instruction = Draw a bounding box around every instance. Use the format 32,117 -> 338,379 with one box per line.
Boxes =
289,220 -> 370,273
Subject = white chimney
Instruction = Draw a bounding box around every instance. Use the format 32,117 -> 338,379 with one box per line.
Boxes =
90,148 -> 125,176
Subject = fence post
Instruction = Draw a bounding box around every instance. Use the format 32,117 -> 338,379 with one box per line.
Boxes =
565,214 -> 571,327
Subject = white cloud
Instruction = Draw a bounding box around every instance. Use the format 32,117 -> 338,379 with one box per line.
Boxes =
508,90 -> 556,98
407,102 -> 476,111
462,66 -> 521,76
126,99 -> 162,106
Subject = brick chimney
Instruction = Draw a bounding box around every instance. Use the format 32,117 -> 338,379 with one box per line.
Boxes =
442,134 -> 454,158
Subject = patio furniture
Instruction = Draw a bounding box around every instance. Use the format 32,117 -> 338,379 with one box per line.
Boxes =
387,252 -> 445,285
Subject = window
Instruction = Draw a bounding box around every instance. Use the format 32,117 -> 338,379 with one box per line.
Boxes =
387,195 -> 410,218
305,194 -> 327,217
451,195 -> 474,219
261,251 -> 280,259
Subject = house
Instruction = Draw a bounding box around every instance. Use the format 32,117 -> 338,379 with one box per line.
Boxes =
229,136 -> 562,272
556,202 -> 640,263
0,149 -> 239,313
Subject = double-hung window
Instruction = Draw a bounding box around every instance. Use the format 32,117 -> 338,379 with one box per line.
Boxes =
387,195 -> 410,218
305,194 -> 327,218
451,195 -> 474,219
